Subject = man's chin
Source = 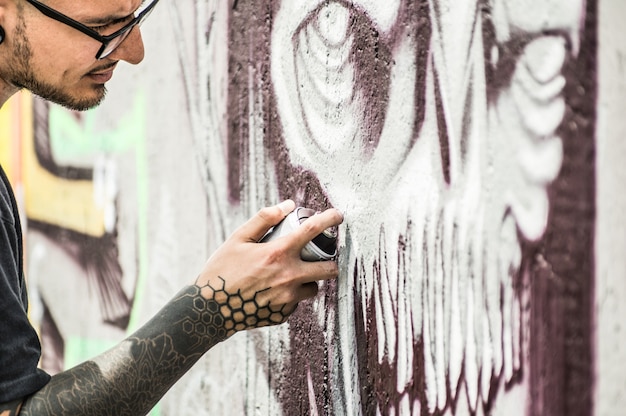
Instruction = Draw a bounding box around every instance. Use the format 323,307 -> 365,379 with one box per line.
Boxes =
42,87 -> 107,112
10,77 -> 105,111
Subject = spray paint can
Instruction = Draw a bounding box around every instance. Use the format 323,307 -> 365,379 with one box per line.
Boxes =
260,207 -> 337,261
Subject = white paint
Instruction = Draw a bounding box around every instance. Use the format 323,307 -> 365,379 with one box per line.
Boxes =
272,2 -> 419,213
92,155 -> 118,234
307,364 -> 320,416
271,1 -> 573,414
595,1 -> 626,414
30,0 -> 607,414
498,0 -> 585,53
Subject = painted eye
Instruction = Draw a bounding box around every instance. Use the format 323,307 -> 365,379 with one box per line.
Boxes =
271,1 -> 421,208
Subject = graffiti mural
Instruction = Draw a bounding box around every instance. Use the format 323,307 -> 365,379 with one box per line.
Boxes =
216,0 -> 594,415
2,0 -> 603,414
23,94 -> 147,374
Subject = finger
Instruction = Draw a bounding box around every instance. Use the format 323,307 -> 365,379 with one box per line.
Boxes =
269,302 -> 299,325
287,208 -> 344,250
232,200 -> 296,242
296,281 -> 319,301
295,259 -> 339,285
283,302 -> 299,318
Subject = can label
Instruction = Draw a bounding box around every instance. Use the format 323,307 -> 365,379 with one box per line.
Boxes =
260,207 -> 337,261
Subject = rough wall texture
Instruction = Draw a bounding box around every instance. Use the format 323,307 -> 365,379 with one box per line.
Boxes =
0,0 -> 624,415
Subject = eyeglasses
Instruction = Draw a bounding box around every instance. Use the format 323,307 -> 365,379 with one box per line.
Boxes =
25,0 -> 160,60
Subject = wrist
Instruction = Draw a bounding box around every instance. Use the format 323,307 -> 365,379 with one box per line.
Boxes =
195,276 -> 291,337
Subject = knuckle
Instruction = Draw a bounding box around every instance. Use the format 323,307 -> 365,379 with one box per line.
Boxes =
286,288 -> 301,304
257,206 -> 278,222
332,208 -> 344,221
300,220 -> 319,235
271,286 -> 297,306
263,244 -> 288,266
324,261 -> 339,275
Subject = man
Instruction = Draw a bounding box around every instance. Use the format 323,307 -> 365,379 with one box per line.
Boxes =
0,0 -> 343,414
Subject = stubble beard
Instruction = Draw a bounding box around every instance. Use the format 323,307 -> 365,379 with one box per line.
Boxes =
8,10 -> 107,111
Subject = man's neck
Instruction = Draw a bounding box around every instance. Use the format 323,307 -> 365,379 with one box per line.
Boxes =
0,79 -> 20,109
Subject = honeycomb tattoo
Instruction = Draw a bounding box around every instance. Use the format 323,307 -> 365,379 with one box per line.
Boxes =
192,276 -> 294,339
16,279 -> 297,415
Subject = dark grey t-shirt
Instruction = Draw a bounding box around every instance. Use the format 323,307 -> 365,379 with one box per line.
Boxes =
0,165 -> 50,402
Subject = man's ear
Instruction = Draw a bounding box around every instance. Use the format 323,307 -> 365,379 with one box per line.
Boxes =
0,0 -> 11,30
0,0 -> 20,45
0,3 -> 5,46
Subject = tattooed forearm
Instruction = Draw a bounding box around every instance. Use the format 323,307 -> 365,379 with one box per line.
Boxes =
18,280 -> 285,416
198,276 -> 293,336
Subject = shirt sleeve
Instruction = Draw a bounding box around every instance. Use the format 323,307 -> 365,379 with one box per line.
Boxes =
0,168 -> 50,402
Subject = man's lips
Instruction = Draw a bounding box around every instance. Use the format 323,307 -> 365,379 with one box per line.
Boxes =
86,64 -> 117,84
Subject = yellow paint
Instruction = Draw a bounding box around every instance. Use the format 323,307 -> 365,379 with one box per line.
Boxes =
19,97 -> 107,237
0,93 -> 20,183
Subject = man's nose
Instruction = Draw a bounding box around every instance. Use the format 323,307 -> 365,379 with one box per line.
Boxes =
108,26 -> 145,64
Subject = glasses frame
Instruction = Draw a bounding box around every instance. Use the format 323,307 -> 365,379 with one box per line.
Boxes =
24,0 -> 160,59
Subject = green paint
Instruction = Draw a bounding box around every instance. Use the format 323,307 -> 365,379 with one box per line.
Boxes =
126,91 -> 150,334
64,336 -> 117,369
47,92 -> 151,329
64,335 -> 161,415
47,91 -> 151,332
48,100 -> 145,162
47,90 -> 154,412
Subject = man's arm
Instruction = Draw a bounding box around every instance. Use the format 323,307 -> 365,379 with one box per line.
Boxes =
20,282 -> 268,415
12,201 -> 342,416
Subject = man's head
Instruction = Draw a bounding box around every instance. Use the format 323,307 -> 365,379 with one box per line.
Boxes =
0,0 -> 157,110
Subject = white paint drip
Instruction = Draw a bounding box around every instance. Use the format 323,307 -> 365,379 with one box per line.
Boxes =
262,0 -> 575,414
92,155 -> 118,234
307,364 -> 320,416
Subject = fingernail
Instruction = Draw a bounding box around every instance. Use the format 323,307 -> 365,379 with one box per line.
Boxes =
278,199 -> 295,215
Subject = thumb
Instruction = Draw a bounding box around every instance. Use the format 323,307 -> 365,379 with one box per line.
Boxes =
232,200 -> 296,242
276,199 -> 296,216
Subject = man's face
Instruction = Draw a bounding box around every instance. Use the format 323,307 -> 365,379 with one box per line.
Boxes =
0,0 -> 146,111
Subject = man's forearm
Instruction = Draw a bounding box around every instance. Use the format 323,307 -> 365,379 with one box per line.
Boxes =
19,282 -> 249,416
9,203 -> 341,415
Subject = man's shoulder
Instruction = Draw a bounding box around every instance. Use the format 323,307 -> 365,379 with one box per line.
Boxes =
0,165 -> 16,225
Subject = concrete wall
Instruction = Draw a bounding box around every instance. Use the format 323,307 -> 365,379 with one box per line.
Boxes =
0,0 -> 624,415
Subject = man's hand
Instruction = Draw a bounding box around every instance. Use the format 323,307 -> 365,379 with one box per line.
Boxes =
195,200 -> 343,336
16,200 -> 343,416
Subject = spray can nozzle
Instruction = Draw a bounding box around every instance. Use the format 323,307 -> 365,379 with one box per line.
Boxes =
260,207 -> 338,261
